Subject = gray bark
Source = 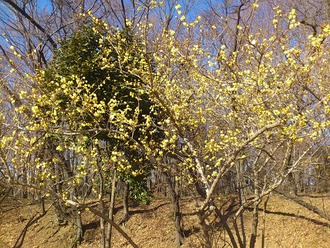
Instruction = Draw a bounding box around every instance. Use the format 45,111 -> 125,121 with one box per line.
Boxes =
106,170 -> 117,248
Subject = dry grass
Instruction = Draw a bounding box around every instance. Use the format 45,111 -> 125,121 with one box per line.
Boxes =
1,194 -> 330,247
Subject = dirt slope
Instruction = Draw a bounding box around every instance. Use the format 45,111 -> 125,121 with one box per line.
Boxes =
1,195 -> 330,248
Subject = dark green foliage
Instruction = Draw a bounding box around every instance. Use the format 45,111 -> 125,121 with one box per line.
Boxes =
43,23 -> 163,139
129,181 -> 152,205
42,23 -> 163,201
44,25 -> 144,119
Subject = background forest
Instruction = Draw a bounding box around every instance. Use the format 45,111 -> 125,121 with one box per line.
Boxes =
1,0 -> 330,247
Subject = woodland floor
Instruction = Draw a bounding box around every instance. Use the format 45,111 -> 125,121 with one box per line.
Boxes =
0,193 -> 330,248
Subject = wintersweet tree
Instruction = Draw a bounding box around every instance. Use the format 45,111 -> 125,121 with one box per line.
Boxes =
2,1 -> 330,248
126,4 -> 330,247
1,14 -> 163,246
36,20 -> 164,247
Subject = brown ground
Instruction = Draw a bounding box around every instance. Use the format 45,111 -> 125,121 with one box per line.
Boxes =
1,194 -> 330,248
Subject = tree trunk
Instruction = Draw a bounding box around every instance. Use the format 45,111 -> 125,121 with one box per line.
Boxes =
173,189 -> 183,246
121,181 -> 130,225
66,200 -> 138,248
71,187 -> 83,248
249,202 -> 259,248
233,216 -> 244,248
106,170 -> 117,248
71,207 -> 83,248
261,194 -> 270,248
214,205 -> 238,248
198,211 -> 212,248
98,163 -> 106,248
54,201 -> 68,226
100,199 -> 106,248
188,168 -> 207,198
164,172 -> 183,247
236,163 -> 246,247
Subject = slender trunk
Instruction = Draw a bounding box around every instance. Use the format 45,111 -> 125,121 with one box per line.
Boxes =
173,185 -> 183,247
233,217 -> 244,248
163,169 -> 183,246
54,149 -> 73,227
121,181 -> 130,225
249,202 -> 259,248
0,187 -> 12,205
22,167 -> 28,198
165,173 -> 183,247
188,168 -> 207,198
261,194 -> 270,248
237,189 -> 246,247
236,163 -> 246,247
66,200 -> 139,248
286,143 -> 296,194
221,215 -> 238,248
106,170 -> 117,248
71,188 -> 83,247
53,162 -> 67,226
198,211 -> 212,248
100,199 -> 106,248
98,168 -> 106,248
214,205 -> 238,248
54,201 -> 67,226
72,207 -> 83,248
